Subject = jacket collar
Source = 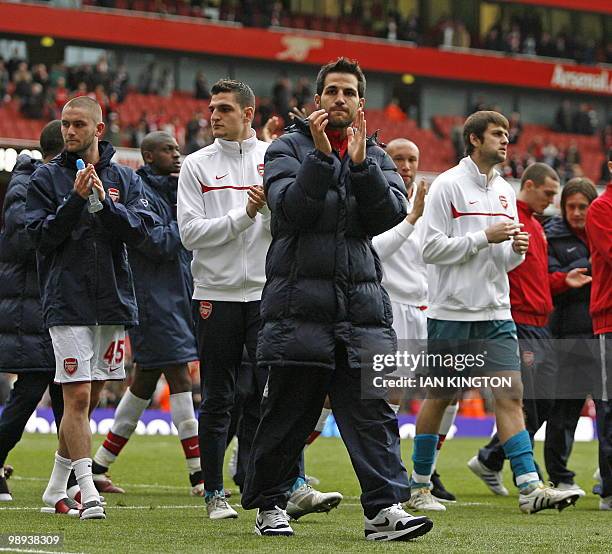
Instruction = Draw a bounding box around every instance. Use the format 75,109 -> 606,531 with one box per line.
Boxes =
215,130 -> 257,155
460,156 -> 500,190
137,165 -> 177,189
291,117 -> 380,147
60,141 -> 115,171
516,199 -> 534,217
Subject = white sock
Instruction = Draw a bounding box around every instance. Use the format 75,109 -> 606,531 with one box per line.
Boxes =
73,458 -> 99,505
306,407 -> 332,446
517,473 -> 541,490
411,470 -> 431,486
433,404 -> 459,470
94,388 -> 149,468
42,452 -> 72,507
170,392 -> 200,474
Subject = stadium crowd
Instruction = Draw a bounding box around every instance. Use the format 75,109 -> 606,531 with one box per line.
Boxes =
78,0 -> 611,65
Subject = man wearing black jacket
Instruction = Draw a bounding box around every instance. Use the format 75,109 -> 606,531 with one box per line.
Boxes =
26,97 -> 154,520
92,131 -> 201,496
241,58 -> 433,542
0,121 -> 65,502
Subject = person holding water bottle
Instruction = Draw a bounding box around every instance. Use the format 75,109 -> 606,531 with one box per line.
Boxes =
25,96 -> 154,521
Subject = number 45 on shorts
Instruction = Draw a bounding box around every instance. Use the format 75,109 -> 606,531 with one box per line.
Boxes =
103,339 -> 125,367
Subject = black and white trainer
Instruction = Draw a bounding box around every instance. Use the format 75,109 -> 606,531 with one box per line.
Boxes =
80,499 -> 106,520
255,506 -> 294,537
364,504 -> 433,542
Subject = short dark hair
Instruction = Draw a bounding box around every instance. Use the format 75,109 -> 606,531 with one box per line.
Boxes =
210,79 -> 255,109
560,177 -> 598,221
39,120 -> 63,158
316,57 -> 366,98
520,162 -> 559,189
463,110 -> 509,155
140,131 -> 175,157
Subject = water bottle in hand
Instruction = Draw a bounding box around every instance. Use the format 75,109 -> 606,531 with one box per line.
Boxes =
77,159 -> 103,213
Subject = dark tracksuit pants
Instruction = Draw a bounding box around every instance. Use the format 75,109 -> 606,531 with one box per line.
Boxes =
241,344 -> 411,519
478,324 -> 557,473
196,300 -> 263,493
0,372 -> 63,465
544,334 -> 595,485
540,333 -> 612,497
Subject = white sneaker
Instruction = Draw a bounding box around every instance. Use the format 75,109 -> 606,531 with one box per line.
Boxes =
364,504 -> 433,542
206,491 -> 238,520
191,482 -> 205,497
406,487 -> 446,512
79,499 -> 106,520
518,483 -> 580,514
554,482 -> 586,497
599,496 -> 612,511
467,456 -> 509,496
286,483 -> 342,520
255,506 -> 294,536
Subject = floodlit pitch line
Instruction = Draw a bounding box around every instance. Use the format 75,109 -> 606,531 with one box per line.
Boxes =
0,547 -> 86,554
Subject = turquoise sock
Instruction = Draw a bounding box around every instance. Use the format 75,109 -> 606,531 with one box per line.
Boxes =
290,476 -> 306,494
205,489 -> 224,500
502,430 -> 538,489
411,434 -> 438,482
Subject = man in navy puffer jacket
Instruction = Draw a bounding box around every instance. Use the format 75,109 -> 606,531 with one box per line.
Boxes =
0,121 -> 66,502
92,132 -> 202,496
26,97 -> 154,520
241,58 -> 433,542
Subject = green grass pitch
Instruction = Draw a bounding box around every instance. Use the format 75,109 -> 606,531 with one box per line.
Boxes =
0,433 -> 609,553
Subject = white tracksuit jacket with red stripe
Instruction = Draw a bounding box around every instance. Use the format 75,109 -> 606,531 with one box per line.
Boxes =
422,156 -> 525,321
177,132 -> 271,302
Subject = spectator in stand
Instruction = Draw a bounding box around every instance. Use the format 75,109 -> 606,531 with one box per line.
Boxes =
523,34 -> 537,56
157,68 -> 175,98
294,77 -> 312,111
566,142 -> 581,166
508,112 -> 523,145
573,103 -> 595,136
104,112 -> 122,147
194,71 -> 210,100
272,76 -> 291,123
538,32 -> 557,57
256,97 -> 274,129
185,110 -> 207,144
384,97 -> 407,122
131,119 -> 150,149
453,21 -> 471,48
112,64 -> 130,102
73,81 -> 89,99
0,60 -> 9,102
12,62 -> 32,100
554,100 -> 573,133
53,76 -> 70,116
184,126 -> 212,154
21,83 -> 46,120
31,63 -> 50,93
137,62 -> 157,94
